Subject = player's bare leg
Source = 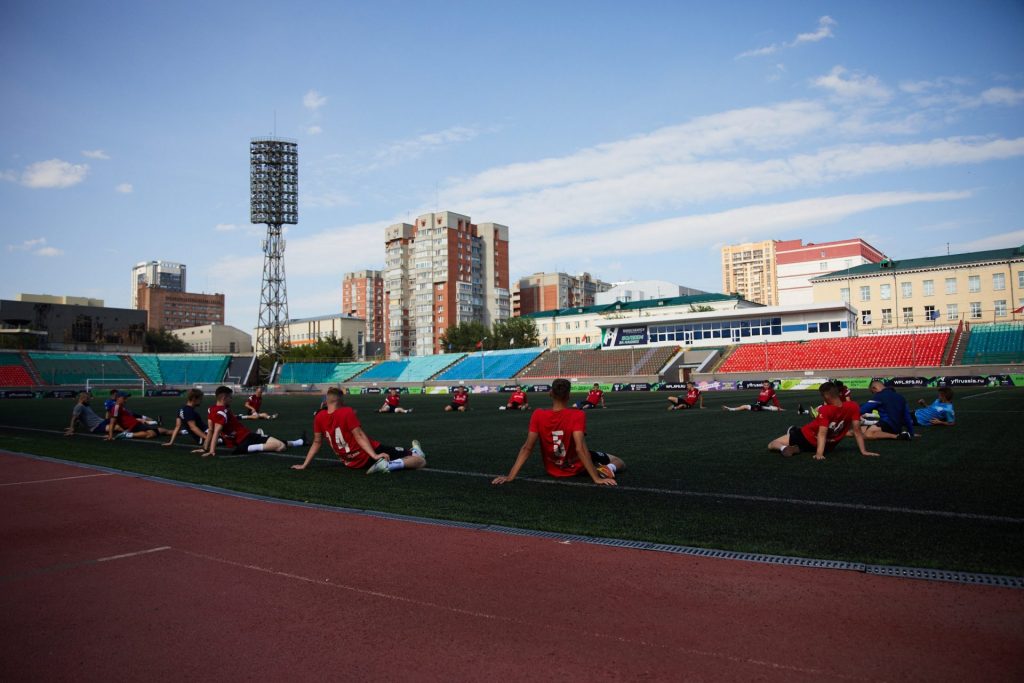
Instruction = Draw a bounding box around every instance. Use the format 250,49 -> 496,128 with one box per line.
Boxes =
768,434 -> 799,457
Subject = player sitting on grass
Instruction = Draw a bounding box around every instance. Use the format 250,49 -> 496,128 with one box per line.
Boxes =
445,386 -> 469,412
292,387 -> 426,474
767,381 -> 878,461
667,382 -> 704,410
574,383 -> 606,410
163,388 -> 212,447
104,388 -> 158,427
196,386 -> 304,458
492,378 -> 624,486
378,388 -> 412,413
499,385 -> 530,411
239,387 -> 277,420
797,379 -> 852,417
105,392 -> 172,441
65,392 -> 112,436
913,387 -> 956,427
855,381 -> 914,441
722,380 -> 784,412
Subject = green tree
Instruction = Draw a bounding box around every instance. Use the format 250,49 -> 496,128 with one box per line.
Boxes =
440,321 -> 489,352
492,317 -> 540,349
144,328 -> 189,353
688,304 -> 715,313
282,333 -> 355,360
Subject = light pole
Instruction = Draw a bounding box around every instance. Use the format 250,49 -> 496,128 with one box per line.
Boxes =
480,337 -> 487,379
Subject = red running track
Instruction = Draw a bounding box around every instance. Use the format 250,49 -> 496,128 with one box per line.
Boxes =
1,451 -> 1022,682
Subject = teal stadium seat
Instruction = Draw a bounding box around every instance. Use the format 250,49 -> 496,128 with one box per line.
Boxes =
962,322 -> 1024,364
276,361 -> 372,384
28,353 -> 138,385
435,348 -> 546,381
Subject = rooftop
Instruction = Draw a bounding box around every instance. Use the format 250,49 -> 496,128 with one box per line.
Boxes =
523,292 -> 748,319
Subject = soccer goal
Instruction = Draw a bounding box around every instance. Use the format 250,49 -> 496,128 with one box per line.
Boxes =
85,378 -> 146,395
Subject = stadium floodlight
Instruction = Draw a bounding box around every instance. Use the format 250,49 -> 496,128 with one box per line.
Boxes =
251,137 -> 297,364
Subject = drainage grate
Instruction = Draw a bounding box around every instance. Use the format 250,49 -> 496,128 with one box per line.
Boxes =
646,543 -> 864,571
865,565 -> 1024,589
485,526 -> 576,540
587,537 -> 654,550
357,510 -> 488,530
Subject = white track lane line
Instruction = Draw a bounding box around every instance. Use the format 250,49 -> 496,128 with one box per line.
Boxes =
0,473 -> 113,487
96,546 -> 171,562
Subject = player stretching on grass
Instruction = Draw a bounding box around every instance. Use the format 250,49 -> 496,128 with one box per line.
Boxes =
196,386 -> 304,457
292,387 -> 426,474
65,392 -> 111,436
105,392 -> 172,441
103,389 -> 159,427
445,386 -> 469,412
574,383 -> 606,410
239,387 -> 277,420
913,387 -> 956,427
378,388 -> 412,413
499,385 -> 530,411
667,382 -> 704,410
767,381 -> 878,460
856,381 -> 914,441
722,380 -> 784,412
492,378 -> 624,486
163,388 -> 212,447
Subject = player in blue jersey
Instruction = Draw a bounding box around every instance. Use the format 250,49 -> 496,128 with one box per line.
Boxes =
913,387 -> 956,427
163,388 -> 210,446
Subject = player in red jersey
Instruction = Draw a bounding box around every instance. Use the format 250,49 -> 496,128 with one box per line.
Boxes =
574,383 -> 606,410
768,382 -> 878,461
105,392 -> 172,441
499,385 -> 530,411
722,380 -> 784,412
378,388 -> 412,413
240,387 -> 277,420
196,386 -> 304,457
492,378 -> 624,485
798,379 -> 852,417
445,386 -> 469,412
292,387 -> 426,474
667,382 -> 704,410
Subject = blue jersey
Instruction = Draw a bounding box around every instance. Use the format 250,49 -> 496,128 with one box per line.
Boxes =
860,387 -> 914,436
104,398 -> 116,413
915,399 -> 955,426
178,404 -> 206,430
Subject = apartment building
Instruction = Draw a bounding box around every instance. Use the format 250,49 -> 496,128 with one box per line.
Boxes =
721,240 -> 777,305
512,271 -> 611,316
343,270 -> 384,350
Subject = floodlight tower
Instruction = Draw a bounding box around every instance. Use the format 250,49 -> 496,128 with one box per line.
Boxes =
251,137 -> 298,362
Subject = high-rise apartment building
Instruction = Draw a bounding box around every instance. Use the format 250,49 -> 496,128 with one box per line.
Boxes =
721,240 -> 778,305
512,272 -> 611,316
343,270 -> 385,351
131,261 -> 186,308
384,211 -> 510,357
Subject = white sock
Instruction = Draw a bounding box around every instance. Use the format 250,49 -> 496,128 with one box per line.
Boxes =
776,444 -> 787,452
764,406 -> 779,412
287,438 -> 303,447
605,463 -> 617,473
124,432 -> 134,439
388,459 -> 405,472
247,444 -> 265,453
498,406 -> 506,411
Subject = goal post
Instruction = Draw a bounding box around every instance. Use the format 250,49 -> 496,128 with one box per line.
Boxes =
85,378 -> 146,395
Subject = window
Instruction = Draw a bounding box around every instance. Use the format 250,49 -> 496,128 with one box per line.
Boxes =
993,273 -> 1006,291
946,303 -> 959,321
970,302 -> 982,319
840,287 -> 850,303
923,279 -> 934,296
880,284 -> 891,300
881,309 -> 893,325
945,277 -> 957,295
901,282 -> 912,299
968,275 -> 980,293
1019,271 -> 1024,289
903,307 -> 914,324
861,310 -> 872,325
924,305 -> 936,321
819,261 -> 828,271
995,300 -> 1007,317
860,286 -> 871,301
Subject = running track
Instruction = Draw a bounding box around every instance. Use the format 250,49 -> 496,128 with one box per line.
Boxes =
1,452 -> 1022,682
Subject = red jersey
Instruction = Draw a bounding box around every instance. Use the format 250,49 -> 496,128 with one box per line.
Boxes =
800,401 -> 860,451
453,391 -> 468,406
757,387 -> 780,406
208,404 -> 250,448
684,388 -> 701,406
246,394 -> 262,412
585,389 -> 603,405
529,408 -> 587,477
111,403 -> 139,430
839,387 -> 852,403
509,390 -> 527,405
385,393 -> 401,407
315,406 -> 380,469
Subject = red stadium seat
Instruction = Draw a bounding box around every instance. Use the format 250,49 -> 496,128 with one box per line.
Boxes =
717,332 -> 949,373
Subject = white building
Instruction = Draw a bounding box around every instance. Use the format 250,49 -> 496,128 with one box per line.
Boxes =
256,314 -> 367,358
131,261 -> 186,308
775,239 -> 884,306
171,323 -> 252,354
594,280 -> 704,305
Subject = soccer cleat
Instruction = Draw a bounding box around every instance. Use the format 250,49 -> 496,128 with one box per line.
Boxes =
410,439 -> 425,458
407,408 -> 413,413
596,464 -> 615,480
498,406 -> 506,411
366,457 -> 390,475
271,413 -> 279,420
796,403 -> 805,415
781,445 -> 800,457
257,428 -> 266,436
114,431 -> 129,440
809,406 -> 819,418
897,430 -> 912,441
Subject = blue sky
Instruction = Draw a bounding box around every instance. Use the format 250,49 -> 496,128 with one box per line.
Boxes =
2,1 -> 1023,329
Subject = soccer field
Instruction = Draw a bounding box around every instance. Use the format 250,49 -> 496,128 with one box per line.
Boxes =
2,386 -> 1022,575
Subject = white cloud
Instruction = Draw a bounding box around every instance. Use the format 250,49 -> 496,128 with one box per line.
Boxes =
812,66 -> 892,102
35,246 -> 63,257
215,223 -> 239,232
307,125 -> 323,135
6,237 -> 63,257
980,87 -> 1024,107
115,183 -> 133,194
948,228 -> 1024,253
81,149 -> 110,160
737,16 -> 836,59
370,125 -> 481,169
13,159 -> 90,189
303,89 -> 327,110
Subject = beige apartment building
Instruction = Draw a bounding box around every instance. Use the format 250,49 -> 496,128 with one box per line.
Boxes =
512,271 -> 610,316
343,270 -> 384,348
811,246 -> 1024,331
721,240 -> 777,305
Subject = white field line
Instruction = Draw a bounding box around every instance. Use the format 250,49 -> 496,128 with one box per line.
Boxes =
0,473 -> 112,487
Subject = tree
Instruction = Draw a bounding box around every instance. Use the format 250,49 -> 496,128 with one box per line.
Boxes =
440,321 -> 489,352
144,328 -> 189,353
282,333 -> 355,360
688,304 -> 715,313
491,317 -> 540,349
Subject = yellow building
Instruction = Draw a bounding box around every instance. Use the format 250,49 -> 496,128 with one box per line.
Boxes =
811,246 -> 1024,331
721,240 -> 777,305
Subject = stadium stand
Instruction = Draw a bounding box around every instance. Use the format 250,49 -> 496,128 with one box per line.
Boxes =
149,355 -> 231,384
225,356 -> 256,385
434,348 -> 546,381
0,351 -> 34,387
355,354 -> 466,382
716,332 -> 950,372
518,346 -> 679,378
961,322 -> 1024,364
131,355 -> 163,384
276,361 -> 372,384
29,352 -> 140,385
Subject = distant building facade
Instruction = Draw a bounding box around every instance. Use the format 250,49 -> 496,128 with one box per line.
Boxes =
343,270 -> 385,354
513,272 -> 611,316
136,285 -> 225,331
0,298 -> 146,352
776,238 -> 884,305
170,323 -> 253,354
721,240 -> 778,305
131,261 -> 186,308
257,314 -> 367,358
16,293 -> 105,307
594,280 -> 705,305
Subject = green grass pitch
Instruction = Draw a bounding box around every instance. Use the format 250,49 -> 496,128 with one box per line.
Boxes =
2,386 -> 1022,575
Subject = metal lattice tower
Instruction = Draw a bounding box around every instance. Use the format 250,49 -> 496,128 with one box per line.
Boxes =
251,137 -> 298,360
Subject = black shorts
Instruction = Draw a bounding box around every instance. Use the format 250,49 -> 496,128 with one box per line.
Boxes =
232,433 -> 270,455
448,402 -> 464,410
91,419 -> 111,434
675,398 -> 694,409
573,450 -> 611,475
381,404 -> 398,413
359,444 -> 407,467
749,402 -> 766,411
507,401 -> 524,410
878,421 -> 900,435
786,426 -> 835,454
127,423 -> 153,434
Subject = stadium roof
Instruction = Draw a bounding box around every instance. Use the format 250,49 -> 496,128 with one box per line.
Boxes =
811,245 -> 1024,281
523,292 -> 750,319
